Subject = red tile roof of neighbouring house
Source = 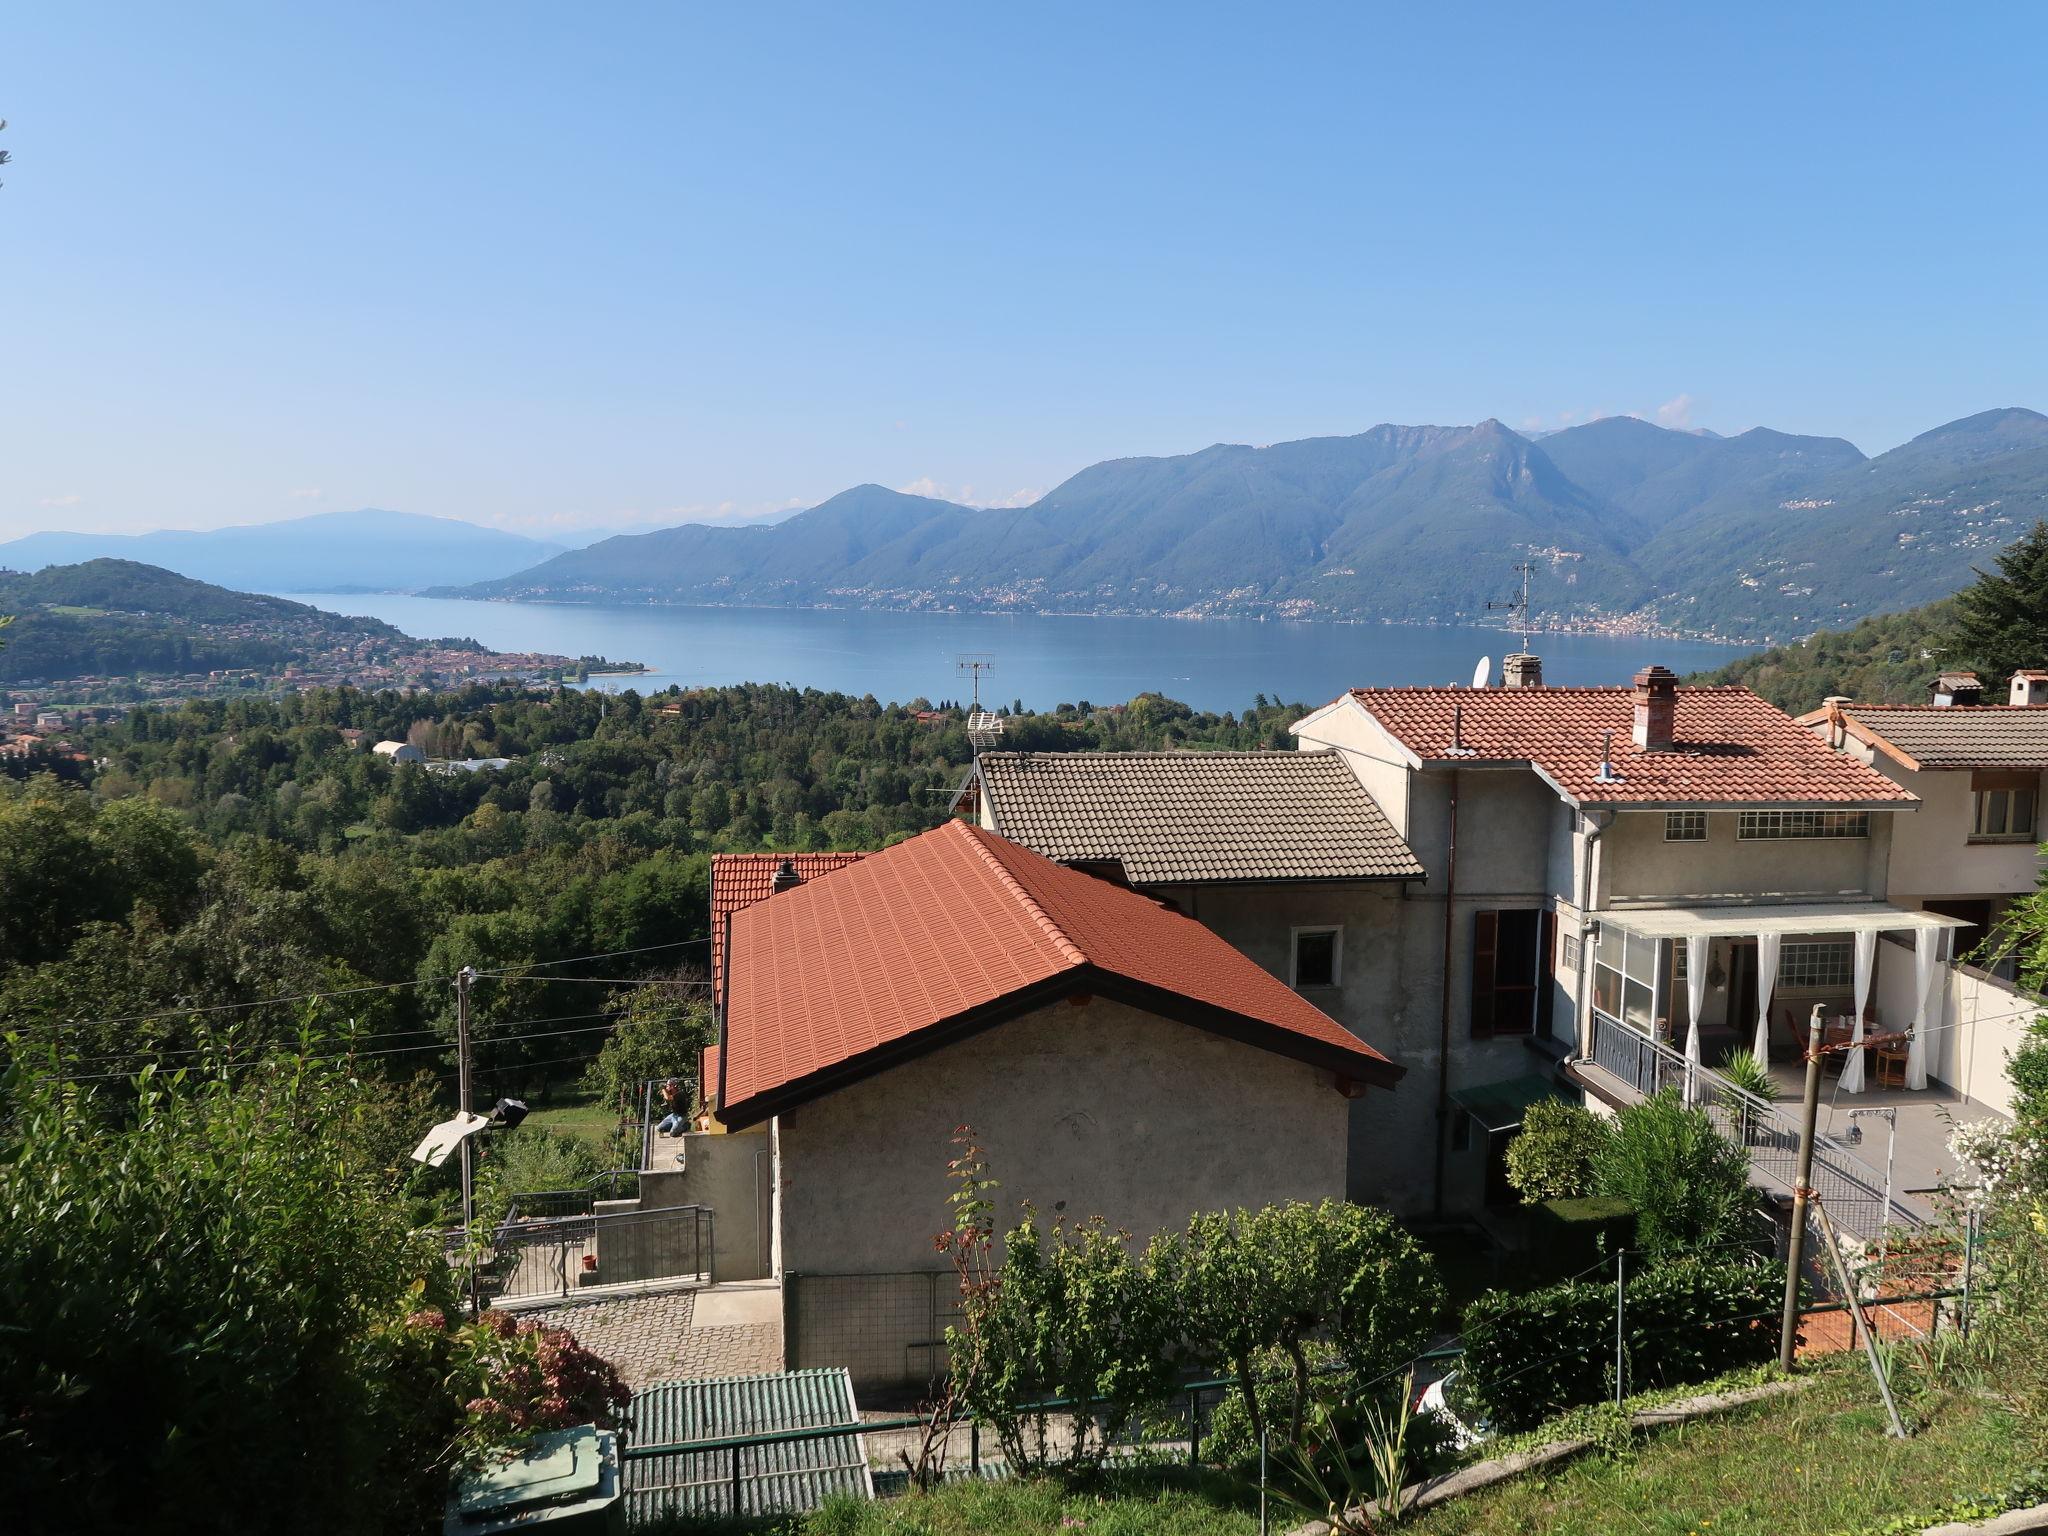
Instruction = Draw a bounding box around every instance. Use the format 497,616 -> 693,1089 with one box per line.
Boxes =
1332,686 -> 1916,808
710,852 -> 869,990
717,820 -> 1400,1127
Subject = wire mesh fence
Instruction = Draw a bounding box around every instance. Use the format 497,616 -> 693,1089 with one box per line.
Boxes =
784,1269 -> 963,1395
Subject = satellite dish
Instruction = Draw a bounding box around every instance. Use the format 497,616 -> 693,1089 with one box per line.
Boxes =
1471,656 -> 1492,689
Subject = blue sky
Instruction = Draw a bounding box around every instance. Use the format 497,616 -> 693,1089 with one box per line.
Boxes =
4,2 -> 2045,541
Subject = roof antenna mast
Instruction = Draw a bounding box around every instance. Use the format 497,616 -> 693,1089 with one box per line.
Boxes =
1486,561 -> 1538,653
956,653 -> 1004,756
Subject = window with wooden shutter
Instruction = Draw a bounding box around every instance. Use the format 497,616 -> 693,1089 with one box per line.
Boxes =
1471,910 -> 1498,1036
1472,909 -> 1541,1037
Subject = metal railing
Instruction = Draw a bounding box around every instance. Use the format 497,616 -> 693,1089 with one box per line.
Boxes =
475,1201 -> 715,1303
500,1170 -> 641,1227
1587,1011 -> 1909,1242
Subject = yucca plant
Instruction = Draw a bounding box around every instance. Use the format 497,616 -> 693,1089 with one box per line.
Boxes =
1264,1371 -> 1416,1532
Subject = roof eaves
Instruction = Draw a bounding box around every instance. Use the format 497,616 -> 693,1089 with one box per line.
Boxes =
1313,695 -> 1423,770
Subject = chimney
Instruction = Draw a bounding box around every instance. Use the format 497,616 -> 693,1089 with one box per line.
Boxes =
2012,670 -> 2048,707
1822,695 -> 1852,750
1631,665 -> 1678,752
1932,670 -> 1983,707
1503,651 -> 1545,689
770,858 -> 802,894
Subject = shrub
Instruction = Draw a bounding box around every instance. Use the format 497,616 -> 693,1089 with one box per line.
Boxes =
1718,1048 -> 1779,1104
1505,1099 -> 1607,1202
1524,1196 -> 1636,1283
949,1213 -> 1178,1474
1460,1259 -> 1781,1431
1152,1199 -> 1442,1455
474,1124 -> 613,1230
582,980 -> 715,1124
0,1053 -> 458,1534
1591,1089 -> 1755,1263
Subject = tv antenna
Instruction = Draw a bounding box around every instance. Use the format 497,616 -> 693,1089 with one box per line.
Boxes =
1486,561 -> 1537,652
955,653 -> 1004,753
955,653 -> 995,710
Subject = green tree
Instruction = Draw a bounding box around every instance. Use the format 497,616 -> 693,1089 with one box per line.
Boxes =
582,978 -> 716,1123
1590,1089 -> 1753,1263
1152,1199 -> 1442,1450
1951,518 -> 2048,685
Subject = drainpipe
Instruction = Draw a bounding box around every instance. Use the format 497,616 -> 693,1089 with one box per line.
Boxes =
1574,809 -> 1614,1059
1433,769 -> 1460,1217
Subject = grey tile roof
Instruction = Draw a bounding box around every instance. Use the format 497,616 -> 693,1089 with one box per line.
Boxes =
1841,706 -> 2048,769
973,750 -> 1425,884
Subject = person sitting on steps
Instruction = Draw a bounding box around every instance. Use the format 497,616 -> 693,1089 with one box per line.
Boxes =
656,1077 -> 687,1136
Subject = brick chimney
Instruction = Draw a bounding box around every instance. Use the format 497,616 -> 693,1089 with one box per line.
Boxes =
1822,695 -> 1852,749
770,858 -> 802,894
1632,665 -> 1678,751
1503,651 -> 1545,689
2011,670 -> 2048,706
1932,671 -> 1983,707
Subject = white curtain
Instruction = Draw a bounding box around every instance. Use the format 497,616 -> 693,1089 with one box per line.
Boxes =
1684,935 -> 1710,1103
1752,931 -> 1781,1062
1841,928 -> 1877,1094
1908,926 -> 1939,1090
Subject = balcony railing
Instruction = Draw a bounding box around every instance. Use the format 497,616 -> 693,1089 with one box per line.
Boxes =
460,1202 -> 716,1304
1587,1011 -> 1909,1243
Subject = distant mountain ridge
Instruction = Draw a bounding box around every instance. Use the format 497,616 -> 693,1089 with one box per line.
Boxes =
438,407 -> 2048,641
0,508 -> 565,595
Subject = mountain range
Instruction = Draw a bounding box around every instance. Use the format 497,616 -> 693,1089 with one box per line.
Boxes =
434,408 -> 2048,641
0,509 -> 567,595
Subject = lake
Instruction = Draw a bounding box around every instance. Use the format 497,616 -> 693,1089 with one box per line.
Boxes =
275,594 -> 1747,715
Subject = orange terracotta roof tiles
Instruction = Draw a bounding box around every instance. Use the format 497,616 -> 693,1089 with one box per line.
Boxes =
718,821 -> 1398,1126
710,852 -> 869,990
1342,686 -> 1915,807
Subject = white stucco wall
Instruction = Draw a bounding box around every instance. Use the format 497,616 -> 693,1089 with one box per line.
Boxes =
775,999 -> 1352,1277
1872,943 -> 2040,1116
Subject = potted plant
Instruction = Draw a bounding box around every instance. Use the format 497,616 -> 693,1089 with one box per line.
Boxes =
1718,1049 -> 1779,1146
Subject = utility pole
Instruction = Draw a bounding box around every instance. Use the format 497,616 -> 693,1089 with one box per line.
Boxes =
456,964 -> 480,1317
1778,1008 -> 1825,1370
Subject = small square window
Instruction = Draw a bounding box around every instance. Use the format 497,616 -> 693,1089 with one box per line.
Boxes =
1560,932 -> 1582,970
1292,927 -> 1341,989
1665,811 -> 1708,841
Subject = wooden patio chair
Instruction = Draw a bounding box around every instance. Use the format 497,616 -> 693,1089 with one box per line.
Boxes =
1874,1042 -> 1910,1090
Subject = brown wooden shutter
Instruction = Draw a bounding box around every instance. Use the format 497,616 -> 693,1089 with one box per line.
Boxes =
1537,909 -> 1557,1036
1471,909 -> 1498,1038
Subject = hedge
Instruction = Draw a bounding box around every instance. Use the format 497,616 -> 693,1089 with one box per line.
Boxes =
1461,1259 -> 1781,1431
1524,1196 -> 1636,1283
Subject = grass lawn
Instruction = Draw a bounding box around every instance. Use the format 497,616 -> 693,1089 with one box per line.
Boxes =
521,1087 -> 622,1152
1403,1359 -> 2038,1536
805,1468 -> 1260,1536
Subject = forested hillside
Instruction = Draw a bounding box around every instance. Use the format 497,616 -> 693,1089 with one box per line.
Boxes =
440,408 -> 2048,641
0,682 -> 1299,1093
1688,516 -> 2048,712
0,558 -> 428,685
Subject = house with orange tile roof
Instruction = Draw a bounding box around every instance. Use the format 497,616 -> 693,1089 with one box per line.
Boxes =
1292,660 -> 1995,1237
708,819 -> 1401,1390
1797,668 -> 2048,1120
950,748 -> 1450,1215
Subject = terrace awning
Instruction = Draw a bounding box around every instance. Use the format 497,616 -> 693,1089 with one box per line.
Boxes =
1596,903 -> 1967,1095
1449,1072 -> 1567,1134
1597,902 -> 1970,942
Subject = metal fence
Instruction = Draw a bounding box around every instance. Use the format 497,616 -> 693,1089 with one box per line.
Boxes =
783,1270 -> 964,1394
1589,1011 -> 1906,1242
477,1202 -> 715,1303
499,1170 -> 641,1227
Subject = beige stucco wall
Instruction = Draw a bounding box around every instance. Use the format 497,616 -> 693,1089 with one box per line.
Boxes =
1879,767 -> 2042,900
775,999 -> 1351,1277
1873,942 -> 2039,1115
1596,809 -> 1893,907
639,1127 -> 773,1281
